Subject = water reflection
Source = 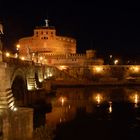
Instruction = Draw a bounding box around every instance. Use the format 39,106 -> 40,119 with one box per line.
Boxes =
44,87 -> 140,140
129,91 -> 140,108
94,94 -> 103,106
108,101 -> 112,113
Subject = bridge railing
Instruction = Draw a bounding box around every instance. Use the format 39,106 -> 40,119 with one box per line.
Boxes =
2,56 -> 35,66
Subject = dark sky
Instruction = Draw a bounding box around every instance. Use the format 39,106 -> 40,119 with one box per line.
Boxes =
0,1 -> 140,60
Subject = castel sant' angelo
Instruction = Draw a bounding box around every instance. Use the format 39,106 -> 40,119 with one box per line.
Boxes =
18,20 -> 103,69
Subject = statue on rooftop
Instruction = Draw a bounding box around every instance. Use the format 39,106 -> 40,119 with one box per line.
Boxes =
45,19 -> 49,27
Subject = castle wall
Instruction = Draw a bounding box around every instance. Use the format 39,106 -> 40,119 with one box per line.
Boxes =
19,27 -> 76,56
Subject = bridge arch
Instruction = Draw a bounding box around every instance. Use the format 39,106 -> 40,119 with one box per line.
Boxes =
11,68 -> 28,106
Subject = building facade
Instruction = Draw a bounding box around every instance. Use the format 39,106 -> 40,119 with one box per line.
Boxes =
19,20 -> 76,56
18,20 -> 104,68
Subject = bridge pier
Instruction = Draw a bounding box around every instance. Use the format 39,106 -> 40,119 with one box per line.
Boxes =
0,62 -> 15,109
0,108 -> 33,140
0,89 -> 15,109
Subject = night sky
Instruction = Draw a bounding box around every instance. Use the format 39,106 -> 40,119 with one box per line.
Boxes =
0,1 -> 140,62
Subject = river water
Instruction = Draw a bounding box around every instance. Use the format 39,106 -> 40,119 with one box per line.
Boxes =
34,86 -> 140,140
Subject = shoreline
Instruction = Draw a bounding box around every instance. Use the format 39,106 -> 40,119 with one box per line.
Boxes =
50,80 -> 140,88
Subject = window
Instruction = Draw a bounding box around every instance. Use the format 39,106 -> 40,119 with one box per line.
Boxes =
44,37 -> 48,39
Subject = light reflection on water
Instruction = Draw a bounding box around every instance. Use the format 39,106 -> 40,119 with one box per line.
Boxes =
44,87 -> 140,140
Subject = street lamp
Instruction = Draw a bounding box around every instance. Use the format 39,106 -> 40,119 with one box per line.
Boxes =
114,59 -> 119,65
16,44 -> 20,51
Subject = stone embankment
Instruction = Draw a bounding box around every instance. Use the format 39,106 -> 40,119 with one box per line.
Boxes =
43,79 -> 140,90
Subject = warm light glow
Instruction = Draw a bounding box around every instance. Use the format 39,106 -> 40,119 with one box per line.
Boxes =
39,56 -> 43,60
32,53 -> 35,56
15,53 -> 18,58
109,55 -> 112,58
58,65 -> 68,70
5,52 -> 10,57
9,102 -> 14,108
95,94 -> 103,104
130,92 -> 139,108
13,107 -> 18,111
94,66 -> 103,73
21,56 -> 25,60
59,96 -> 67,106
108,101 -> 112,113
134,94 -> 139,104
39,79 -> 43,82
130,66 -> 139,73
114,59 -> 119,65
16,44 -> 20,50
27,85 -> 34,90
47,73 -> 53,78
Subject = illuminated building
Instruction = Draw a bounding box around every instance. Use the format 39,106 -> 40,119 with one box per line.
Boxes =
19,20 -> 76,56
18,20 -> 104,67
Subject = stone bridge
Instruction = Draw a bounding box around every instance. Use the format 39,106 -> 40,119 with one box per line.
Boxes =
1,51 -> 140,110
0,53 -> 75,110
0,54 -> 42,109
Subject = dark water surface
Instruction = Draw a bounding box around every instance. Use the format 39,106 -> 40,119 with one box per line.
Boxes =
35,86 -> 140,140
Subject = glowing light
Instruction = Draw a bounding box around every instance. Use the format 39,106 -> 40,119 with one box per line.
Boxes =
39,79 -> 43,82
108,101 -> 112,113
32,53 -> 35,56
16,44 -> 20,50
9,102 -> 14,108
21,57 -> 25,60
95,94 -> 102,105
39,56 -> 43,60
27,85 -> 34,90
109,55 -> 112,58
47,73 -> 52,77
114,59 -> 119,65
61,98 -> 64,105
59,97 -> 67,106
15,53 -> 18,58
130,66 -> 139,73
13,107 -> 18,111
134,94 -> 139,104
58,65 -> 68,70
130,93 -> 139,108
94,66 -> 103,73
5,52 -> 10,57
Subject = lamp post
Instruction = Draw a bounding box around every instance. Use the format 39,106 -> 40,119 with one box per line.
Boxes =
16,44 -> 20,51
16,44 -> 20,58
114,59 -> 119,65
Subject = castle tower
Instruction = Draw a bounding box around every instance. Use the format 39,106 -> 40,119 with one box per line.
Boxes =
19,20 -> 76,57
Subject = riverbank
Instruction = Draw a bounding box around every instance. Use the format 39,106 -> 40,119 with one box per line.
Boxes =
44,79 -> 140,89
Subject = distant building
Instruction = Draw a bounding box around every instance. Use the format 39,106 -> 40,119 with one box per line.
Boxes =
18,20 -> 103,68
19,20 -> 76,56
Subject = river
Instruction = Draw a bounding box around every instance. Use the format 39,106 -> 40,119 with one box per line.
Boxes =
33,86 -> 140,140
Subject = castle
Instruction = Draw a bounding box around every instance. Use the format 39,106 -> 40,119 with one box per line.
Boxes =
18,20 -> 104,69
